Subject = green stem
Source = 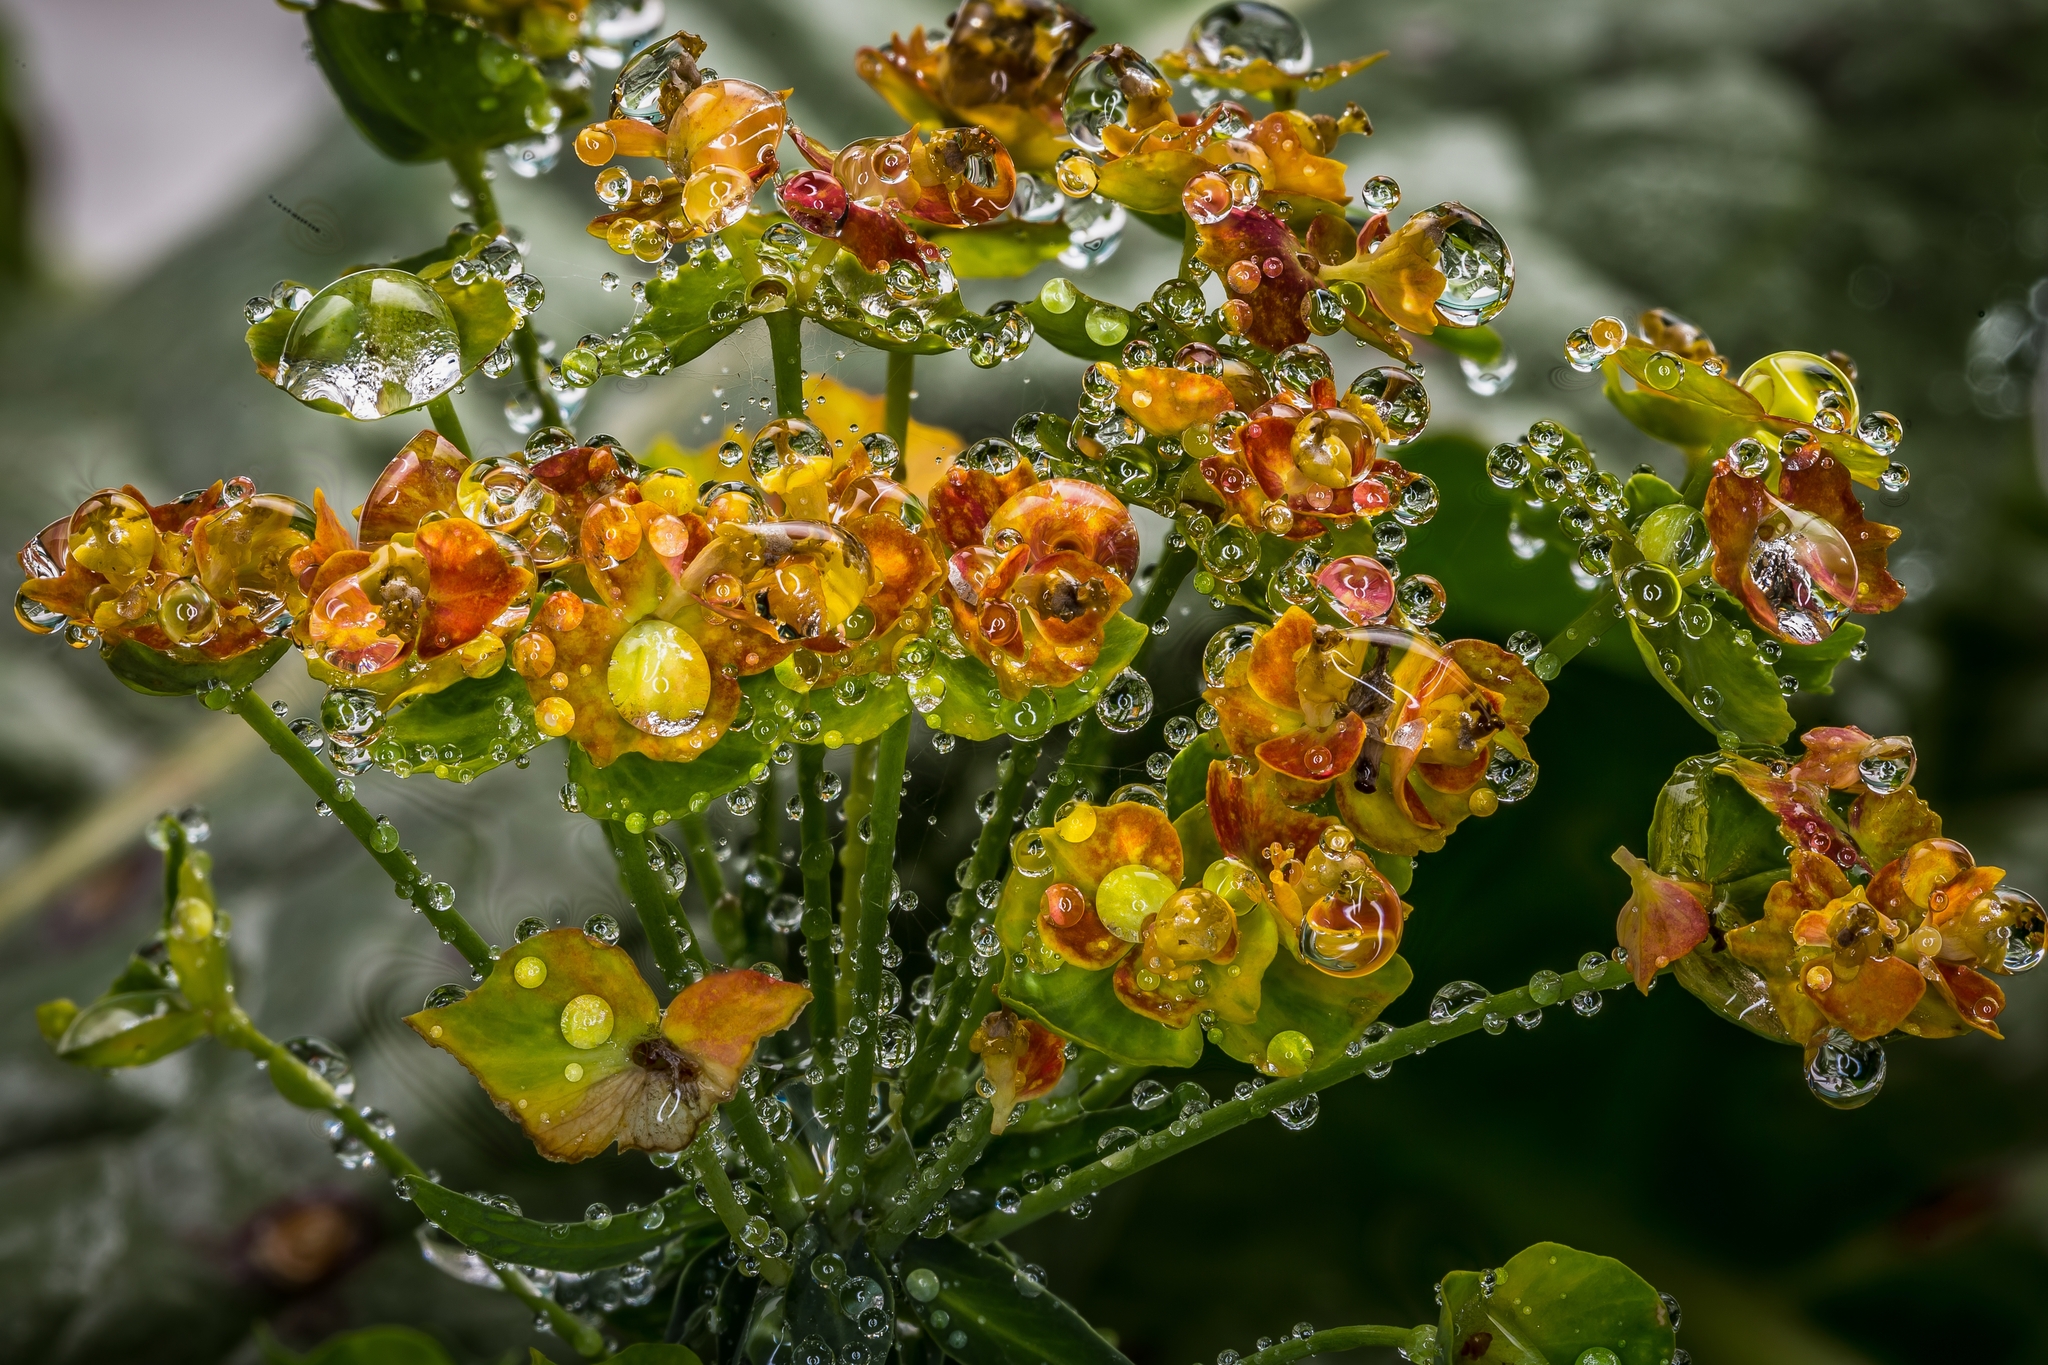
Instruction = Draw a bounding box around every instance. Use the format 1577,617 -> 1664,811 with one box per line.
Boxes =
1530,582 -> 1621,681
606,823 -> 705,985
871,1098 -> 992,1254
796,745 -> 838,1048
513,326 -> 566,431
767,310 -> 805,418
448,149 -> 501,234
426,393 -> 471,458
692,1137 -> 791,1287
1031,536 -> 1197,824
918,974 -> 997,1126
828,715 -> 912,1215
676,813 -> 741,963
223,1009 -> 602,1356
230,690 -> 493,976
1240,1326 -> 1413,1364
957,958 -> 1635,1243
885,351 -> 913,445
906,739 -> 1040,1118
834,740 -> 880,1022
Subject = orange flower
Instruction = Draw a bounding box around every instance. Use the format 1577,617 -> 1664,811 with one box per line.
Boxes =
292,432 -> 536,708
572,30 -> 787,260
18,478 -> 311,665
932,471 -> 1139,696
856,0 -> 1096,173
1204,608 -> 1547,858
1612,847 -> 1711,994
1703,441 -> 1904,645
968,1009 -> 1066,1133
1093,103 -> 1367,216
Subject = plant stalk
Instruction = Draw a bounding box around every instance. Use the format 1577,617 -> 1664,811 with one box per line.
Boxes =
957,958 -> 1635,1243
1532,582 -> 1621,679
905,739 -> 1041,1118
767,310 -> 805,418
692,1137 -> 792,1287
796,744 -> 839,1048
828,715 -> 912,1215
448,149 -> 500,234
514,325 -> 566,431
676,812 -> 741,963
230,689 -> 493,975
871,1097 -> 992,1254
426,393 -> 472,458
885,351 -> 913,445
1032,535 -> 1197,824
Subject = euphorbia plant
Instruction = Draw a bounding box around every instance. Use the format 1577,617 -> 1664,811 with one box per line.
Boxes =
17,2 -> 2038,1362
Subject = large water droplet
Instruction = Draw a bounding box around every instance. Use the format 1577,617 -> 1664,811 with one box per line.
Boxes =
284,1036 -> 356,1101
1428,979 -> 1488,1022
277,269 -> 461,420
1805,1027 -> 1885,1109
1429,205 -> 1514,327
1191,2 -> 1312,74
1095,669 -> 1155,733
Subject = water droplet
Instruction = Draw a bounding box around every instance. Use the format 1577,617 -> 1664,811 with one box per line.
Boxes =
1805,1027 -> 1885,1108
284,1037 -> 356,1101
584,913 -> 621,945
1095,670 -> 1154,733
1429,980 -> 1488,1023
559,994 -> 616,1049
277,269 -> 462,419
1430,205 -> 1514,327
1856,734 -> 1916,794
1192,1 -> 1312,74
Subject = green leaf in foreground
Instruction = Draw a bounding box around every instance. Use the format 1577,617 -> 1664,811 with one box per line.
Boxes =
925,613 -> 1148,742
1438,1241 -> 1676,1365
296,1326 -> 454,1365
306,2 -> 559,162
897,1236 -> 1132,1365
566,730 -> 770,824
405,1178 -> 714,1273
374,666 -> 541,782
1629,596 -> 1791,747
101,636 -> 288,699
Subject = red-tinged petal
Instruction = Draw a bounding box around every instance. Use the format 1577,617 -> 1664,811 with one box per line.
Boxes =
1256,713 -> 1363,784
415,519 -> 534,659
1242,407 -> 1303,501
928,463 -> 1036,553
1248,606 -> 1316,711
1037,896 -> 1131,971
1720,755 -> 1867,874
674,79 -> 787,179
1112,955 -> 1206,1029
1611,847 -> 1712,993
987,479 -> 1139,582
1788,725 -> 1876,788
1208,760 -> 1336,869
849,512 -> 940,635
1850,788 -> 1943,868
969,1010 -> 1067,1134
1934,960 -> 2005,1037
303,548 -> 372,604
1444,640 -> 1548,735
1195,206 -> 1318,353
1780,452 -> 1905,614
1102,363 -> 1238,435
1809,952 -> 1925,1041
1321,210 -> 1447,335
1703,469 -> 1769,611
659,969 -> 811,1094
1014,551 -> 1130,649
292,489 -> 356,590
359,431 -> 466,545
1045,800 -> 1183,893
1207,676 -> 1296,761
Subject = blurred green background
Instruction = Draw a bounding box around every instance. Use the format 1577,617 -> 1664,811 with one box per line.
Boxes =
0,1 -> 2044,1361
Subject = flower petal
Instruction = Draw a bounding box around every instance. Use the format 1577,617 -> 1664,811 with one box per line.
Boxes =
1045,800 -> 1183,894
359,431 -> 466,546
415,518 -> 534,659
1611,847 -> 1712,993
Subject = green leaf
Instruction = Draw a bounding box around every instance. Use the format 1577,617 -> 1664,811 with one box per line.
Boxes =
925,613 -> 1148,742
376,666 -> 540,781
161,827 -> 233,1018
923,222 -> 1071,278
1437,1242 -> 1676,1365
743,673 -> 910,749
621,237 -> 753,374
423,266 -> 520,374
565,730 -> 771,824
1172,802 -> 1225,878
406,1178 -> 714,1273
896,1237 -> 1133,1365
100,635 -> 289,698
1629,600 -> 1791,747
1215,944 -> 1411,1074
973,1105 -> 1168,1192
1671,938 -> 1792,1045
1021,286 -> 1136,363
1602,358 -> 1751,455
1648,755 -> 1789,885
606,1347 -> 706,1365
305,2 -> 559,162
46,990 -> 206,1069
1166,729 -> 1228,819
301,1327 -> 455,1365
760,1228 -> 894,1363
1623,472 -> 1684,520
1775,621 -> 1864,696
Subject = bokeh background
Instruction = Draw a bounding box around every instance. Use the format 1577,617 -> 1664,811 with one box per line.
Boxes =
1,1 -> 2045,1361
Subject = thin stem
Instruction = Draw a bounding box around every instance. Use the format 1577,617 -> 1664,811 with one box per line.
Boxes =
885,352 -> 913,445
676,813 -> 740,963
448,149 -> 501,234
1032,536 -> 1197,824
230,689 -> 493,975
692,1137 -> 792,1287
834,740 -> 880,1022
871,1097 -> 992,1254
222,1009 -> 603,1356
796,744 -> 838,1048
606,822 -> 706,985
1532,582 -> 1621,679
957,957 -> 1635,1243
1240,1326 -> 1413,1364
767,310 -> 805,418
828,715 -> 912,1216
513,326 -> 565,431
919,974 -> 996,1126
906,739 -> 1041,1117
427,393 -> 471,458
